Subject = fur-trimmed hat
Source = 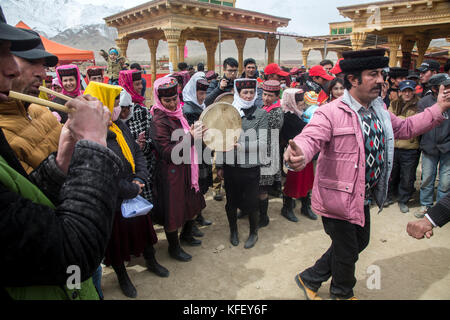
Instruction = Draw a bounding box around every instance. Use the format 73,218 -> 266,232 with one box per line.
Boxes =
86,67 -> 104,77
235,78 -> 257,92
388,67 -> 409,79
196,79 -> 209,91
340,48 -> 389,74
131,71 -> 141,82
157,78 -> 178,98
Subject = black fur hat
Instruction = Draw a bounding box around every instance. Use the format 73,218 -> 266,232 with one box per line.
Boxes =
388,67 -> 409,78
340,48 -> 389,73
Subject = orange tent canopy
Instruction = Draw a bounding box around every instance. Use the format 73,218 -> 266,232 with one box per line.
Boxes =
15,21 -> 95,64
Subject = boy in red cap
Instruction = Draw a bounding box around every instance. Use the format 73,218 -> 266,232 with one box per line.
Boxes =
307,65 -> 335,105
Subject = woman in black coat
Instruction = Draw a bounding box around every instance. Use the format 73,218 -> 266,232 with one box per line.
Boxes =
84,82 -> 168,299
182,72 -> 213,230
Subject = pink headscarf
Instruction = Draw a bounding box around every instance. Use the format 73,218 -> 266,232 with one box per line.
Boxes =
152,77 -> 200,193
56,64 -> 82,97
119,70 -> 145,105
281,88 -> 304,119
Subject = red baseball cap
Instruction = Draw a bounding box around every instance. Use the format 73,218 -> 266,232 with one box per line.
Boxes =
264,63 -> 289,77
309,65 -> 335,81
330,58 -> 343,75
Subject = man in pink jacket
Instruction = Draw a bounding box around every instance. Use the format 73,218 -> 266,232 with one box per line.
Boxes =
284,48 -> 450,300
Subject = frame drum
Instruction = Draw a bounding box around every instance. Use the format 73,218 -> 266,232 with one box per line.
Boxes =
214,92 -> 234,104
199,102 -> 242,152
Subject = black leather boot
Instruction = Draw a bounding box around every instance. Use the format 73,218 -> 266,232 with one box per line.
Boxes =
259,198 -> 270,228
196,212 -> 212,226
143,245 -> 170,278
192,223 -> 204,237
244,210 -> 259,249
281,195 -> 298,222
300,193 -> 317,220
166,230 -> 192,262
180,220 -> 202,246
226,207 -> 239,246
112,263 -> 137,298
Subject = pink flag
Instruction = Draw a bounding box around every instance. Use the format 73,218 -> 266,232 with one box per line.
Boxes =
184,45 -> 188,58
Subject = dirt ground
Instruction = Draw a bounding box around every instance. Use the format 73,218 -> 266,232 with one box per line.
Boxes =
101,188 -> 450,300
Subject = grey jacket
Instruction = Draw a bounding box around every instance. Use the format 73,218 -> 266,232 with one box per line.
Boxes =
217,105 -> 268,168
417,94 -> 450,156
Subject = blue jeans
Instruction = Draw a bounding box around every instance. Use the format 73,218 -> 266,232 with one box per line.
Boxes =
420,151 -> 450,207
92,265 -> 104,299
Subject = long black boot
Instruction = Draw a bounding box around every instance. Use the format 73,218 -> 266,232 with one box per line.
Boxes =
196,212 -> 212,226
259,198 -> 270,228
281,195 -> 298,222
226,207 -> 239,246
244,210 -> 259,249
180,220 -> 202,246
143,245 -> 170,278
166,230 -> 192,262
112,263 -> 137,298
300,193 -> 317,220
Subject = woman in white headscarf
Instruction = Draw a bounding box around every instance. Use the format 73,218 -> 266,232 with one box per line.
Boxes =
216,78 -> 268,249
280,88 -> 316,222
181,72 -> 214,231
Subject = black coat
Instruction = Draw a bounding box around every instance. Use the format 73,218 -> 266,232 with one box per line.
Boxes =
107,120 -> 148,209
427,192 -> 450,228
0,129 -> 123,288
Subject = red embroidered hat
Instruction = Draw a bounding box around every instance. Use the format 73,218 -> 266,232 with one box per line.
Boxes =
262,80 -> 281,92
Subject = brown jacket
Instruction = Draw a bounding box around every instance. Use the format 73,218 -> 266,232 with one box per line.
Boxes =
388,96 -> 420,149
0,100 -> 62,173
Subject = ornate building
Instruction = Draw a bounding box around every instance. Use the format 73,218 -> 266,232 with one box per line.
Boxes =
297,0 -> 450,68
104,0 -> 289,83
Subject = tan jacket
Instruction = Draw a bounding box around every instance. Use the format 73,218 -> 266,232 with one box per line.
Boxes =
388,96 -> 420,149
99,50 -> 127,80
0,100 -> 62,173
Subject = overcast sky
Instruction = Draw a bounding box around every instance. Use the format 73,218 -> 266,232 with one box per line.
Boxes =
78,0 -> 386,36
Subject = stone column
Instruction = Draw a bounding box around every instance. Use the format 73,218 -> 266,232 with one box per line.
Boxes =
416,35 -> 431,67
163,28 -> 182,72
401,37 -> 415,69
115,37 -> 129,58
234,37 -> 247,75
146,38 -> 159,86
178,35 -> 187,64
387,33 -> 403,67
203,39 -> 218,72
350,32 -> 367,51
266,35 -> 278,65
318,48 -> 325,60
301,48 -> 310,67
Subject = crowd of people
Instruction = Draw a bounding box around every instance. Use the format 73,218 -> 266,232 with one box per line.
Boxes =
0,5 -> 449,300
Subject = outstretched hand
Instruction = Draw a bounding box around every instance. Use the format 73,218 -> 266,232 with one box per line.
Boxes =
283,140 -> 306,172
407,218 -> 434,239
437,84 -> 450,114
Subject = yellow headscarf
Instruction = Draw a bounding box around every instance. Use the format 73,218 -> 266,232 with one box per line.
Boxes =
84,81 -> 135,173
38,80 -> 49,100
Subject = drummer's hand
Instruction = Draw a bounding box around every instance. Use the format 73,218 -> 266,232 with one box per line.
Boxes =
190,121 -> 205,140
284,140 -> 306,171
217,168 -> 224,180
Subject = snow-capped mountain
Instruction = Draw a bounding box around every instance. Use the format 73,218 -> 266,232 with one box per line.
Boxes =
2,0 -> 124,37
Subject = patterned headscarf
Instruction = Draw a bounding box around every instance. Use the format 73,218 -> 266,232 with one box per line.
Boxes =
152,77 -> 200,193
281,88 -> 304,118
119,70 -> 145,105
56,64 -> 81,97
